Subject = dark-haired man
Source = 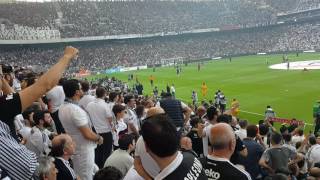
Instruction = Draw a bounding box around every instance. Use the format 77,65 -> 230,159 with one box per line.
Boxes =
239,125 -> 264,179
79,80 -> 95,109
59,79 -> 103,180
259,132 -> 302,176
124,94 -> 139,136
141,114 -> 206,179
25,110 -> 52,159
104,134 -> 135,176
86,87 -> 113,169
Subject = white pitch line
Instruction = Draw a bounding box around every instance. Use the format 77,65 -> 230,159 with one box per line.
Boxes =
239,110 -> 265,116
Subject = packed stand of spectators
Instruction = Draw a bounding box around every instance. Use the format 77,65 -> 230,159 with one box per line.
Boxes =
294,0 -> 320,12
2,47 -> 320,180
1,22 -> 320,73
58,1 -> 275,37
0,24 -> 60,40
1,1 -> 320,39
0,2 -> 57,28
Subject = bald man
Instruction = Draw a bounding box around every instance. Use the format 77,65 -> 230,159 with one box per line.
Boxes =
200,123 -> 251,180
50,134 -> 78,180
180,136 -> 198,157
146,107 -> 165,118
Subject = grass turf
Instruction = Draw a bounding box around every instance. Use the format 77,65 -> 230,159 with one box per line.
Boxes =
89,53 -> 320,132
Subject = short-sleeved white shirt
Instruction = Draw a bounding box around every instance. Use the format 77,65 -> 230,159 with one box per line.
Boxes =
79,94 -> 95,109
86,98 -> 113,134
59,102 -> 96,149
46,86 -> 65,113
135,136 -> 160,178
307,144 -> 320,168
124,108 -> 139,134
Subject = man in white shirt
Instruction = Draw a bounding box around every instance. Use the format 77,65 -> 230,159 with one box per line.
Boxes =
46,79 -> 66,134
236,119 -> 248,140
124,94 -> 139,136
292,129 -> 305,146
25,110 -> 52,160
59,79 -> 103,180
86,87 -> 113,169
79,81 -> 95,109
306,136 -> 320,169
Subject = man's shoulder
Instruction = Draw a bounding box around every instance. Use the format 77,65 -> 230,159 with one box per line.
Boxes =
201,156 -> 251,180
165,153 -> 206,180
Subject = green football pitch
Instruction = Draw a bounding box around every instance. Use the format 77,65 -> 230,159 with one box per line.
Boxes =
90,53 -> 320,132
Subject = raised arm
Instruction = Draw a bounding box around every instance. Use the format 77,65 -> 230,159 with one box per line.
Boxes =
19,46 -> 78,112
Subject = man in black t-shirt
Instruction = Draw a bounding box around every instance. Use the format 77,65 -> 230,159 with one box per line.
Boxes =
141,114 -> 207,180
200,123 -> 251,180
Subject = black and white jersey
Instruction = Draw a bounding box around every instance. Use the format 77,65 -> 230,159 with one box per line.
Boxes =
200,155 -> 251,180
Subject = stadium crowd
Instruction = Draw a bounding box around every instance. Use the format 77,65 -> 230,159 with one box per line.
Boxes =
1,46 -> 320,180
1,0 -> 319,39
1,22 -> 320,72
1,1 -> 320,40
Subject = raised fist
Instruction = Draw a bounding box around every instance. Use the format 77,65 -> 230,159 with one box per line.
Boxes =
64,46 -> 79,59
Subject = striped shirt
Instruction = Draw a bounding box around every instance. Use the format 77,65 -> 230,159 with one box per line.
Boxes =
0,121 -> 38,180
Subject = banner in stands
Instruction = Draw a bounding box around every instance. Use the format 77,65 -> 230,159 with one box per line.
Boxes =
75,68 -> 91,78
268,117 -> 304,125
105,67 -> 121,74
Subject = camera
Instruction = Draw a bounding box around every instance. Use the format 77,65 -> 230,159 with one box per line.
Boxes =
1,65 -> 13,74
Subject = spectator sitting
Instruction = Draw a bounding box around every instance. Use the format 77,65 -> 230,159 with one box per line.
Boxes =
37,156 -> 58,180
104,134 -> 135,177
25,110 -> 52,159
50,134 -> 77,180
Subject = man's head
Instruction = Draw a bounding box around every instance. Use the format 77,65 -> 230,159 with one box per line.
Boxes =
50,134 -> 76,158
37,156 -> 57,180
96,87 -> 106,99
63,79 -> 83,100
33,110 -> 52,128
189,116 -> 202,128
80,80 -> 90,93
146,107 -> 165,118
180,136 -> 192,151
207,106 -> 219,122
124,94 -> 136,108
239,119 -> 248,129
112,104 -> 126,119
270,132 -> 282,145
209,123 -> 236,159
283,133 -> 292,143
196,106 -> 206,117
141,114 -> 179,158
217,114 -> 232,124
93,166 -> 123,180
309,136 -> 317,146
246,125 -> 258,138
118,134 -> 135,152
108,92 -> 119,103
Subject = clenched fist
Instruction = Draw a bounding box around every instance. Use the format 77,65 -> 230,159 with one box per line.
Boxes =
63,46 -> 79,59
